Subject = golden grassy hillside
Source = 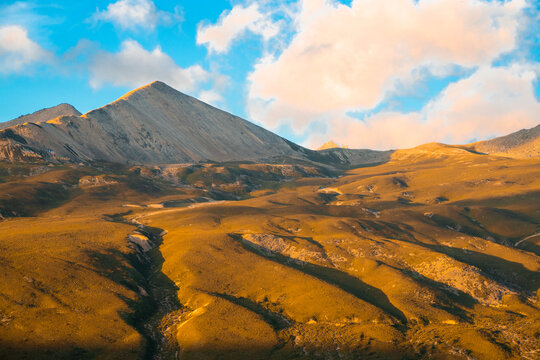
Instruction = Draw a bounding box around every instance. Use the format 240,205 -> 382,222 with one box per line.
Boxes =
136,145 -> 540,359
0,147 -> 539,359
0,163 -> 192,360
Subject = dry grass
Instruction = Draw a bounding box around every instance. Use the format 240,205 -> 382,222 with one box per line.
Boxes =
0,215 -> 144,360
138,146 -> 540,359
0,147 -> 539,359
0,164 -> 183,359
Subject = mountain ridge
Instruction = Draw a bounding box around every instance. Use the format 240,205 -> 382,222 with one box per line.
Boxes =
0,103 -> 81,130
0,82 -> 306,164
473,123 -> 540,158
0,81 -> 394,167
1,81 -> 538,165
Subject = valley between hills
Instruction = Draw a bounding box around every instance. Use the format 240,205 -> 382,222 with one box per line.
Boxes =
0,83 -> 539,360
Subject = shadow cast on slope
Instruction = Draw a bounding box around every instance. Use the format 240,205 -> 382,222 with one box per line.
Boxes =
385,221 -> 540,295
230,233 -> 408,325
0,342 -> 142,360
0,341 -> 416,360
209,291 -> 292,331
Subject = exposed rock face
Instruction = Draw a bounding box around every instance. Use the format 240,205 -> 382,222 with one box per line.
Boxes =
241,233 -> 332,265
128,232 -> 155,252
78,175 -> 119,188
316,147 -> 393,165
0,103 -> 81,130
474,124 -> 540,158
405,256 -> 514,306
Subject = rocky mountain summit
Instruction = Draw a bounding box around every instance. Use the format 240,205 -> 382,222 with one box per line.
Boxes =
0,103 -> 80,130
317,140 -> 348,150
474,123 -> 540,158
0,82 -> 306,164
1,81 -> 538,167
0,82 -> 392,167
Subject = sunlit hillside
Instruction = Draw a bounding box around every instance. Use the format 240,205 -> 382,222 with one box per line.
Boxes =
2,0 -> 540,357
0,143 -> 538,359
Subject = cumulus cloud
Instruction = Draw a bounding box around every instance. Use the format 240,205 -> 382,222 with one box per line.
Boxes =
307,65 -> 540,150
0,24 -> 52,73
93,0 -> 182,31
89,40 -> 218,94
250,0 -> 525,113
246,0 -> 533,149
197,3 -> 280,53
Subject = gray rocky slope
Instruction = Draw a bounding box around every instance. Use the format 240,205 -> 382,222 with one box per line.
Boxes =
0,81 -> 392,166
0,103 -> 81,130
473,123 -> 540,158
2,81 -> 538,165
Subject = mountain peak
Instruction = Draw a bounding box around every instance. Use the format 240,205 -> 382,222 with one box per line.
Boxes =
0,103 -> 81,130
114,80 -> 175,101
317,140 -> 348,150
148,80 -> 168,88
0,81 -> 305,164
138,80 -> 173,92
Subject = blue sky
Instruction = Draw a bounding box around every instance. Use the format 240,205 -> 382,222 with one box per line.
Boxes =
0,0 -> 539,149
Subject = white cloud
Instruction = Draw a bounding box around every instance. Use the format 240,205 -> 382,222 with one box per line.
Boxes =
93,0 -> 181,31
197,3 -> 280,53
249,0 -> 525,114
198,89 -> 224,106
0,25 -> 52,73
89,40 -> 216,94
246,0 -> 533,149
307,65 -> 540,150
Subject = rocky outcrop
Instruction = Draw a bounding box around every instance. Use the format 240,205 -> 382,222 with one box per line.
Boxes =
78,175 -> 119,188
241,233 -> 331,265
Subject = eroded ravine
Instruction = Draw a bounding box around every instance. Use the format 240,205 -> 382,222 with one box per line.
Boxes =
106,213 -> 181,360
